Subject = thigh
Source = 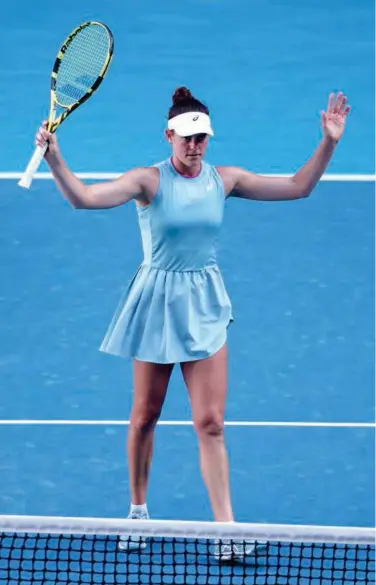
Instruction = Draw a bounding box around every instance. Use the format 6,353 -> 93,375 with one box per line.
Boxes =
180,344 -> 228,425
132,359 -> 174,417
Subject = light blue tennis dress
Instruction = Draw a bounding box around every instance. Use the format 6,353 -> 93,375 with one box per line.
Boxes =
100,158 -> 232,363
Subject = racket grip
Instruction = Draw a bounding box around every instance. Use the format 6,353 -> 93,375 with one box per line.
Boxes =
18,144 -> 48,189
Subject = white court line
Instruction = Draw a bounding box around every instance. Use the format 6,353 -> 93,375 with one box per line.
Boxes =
0,420 -> 374,427
0,172 -> 375,182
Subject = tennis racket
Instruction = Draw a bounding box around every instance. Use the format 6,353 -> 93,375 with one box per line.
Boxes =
18,21 -> 114,189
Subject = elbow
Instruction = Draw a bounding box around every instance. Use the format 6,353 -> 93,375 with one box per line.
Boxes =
290,178 -> 311,200
71,199 -> 88,209
70,189 -> 93,209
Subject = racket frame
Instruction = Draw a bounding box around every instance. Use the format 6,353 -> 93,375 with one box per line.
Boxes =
18,21 -> 114,189
47,21 -> 114,132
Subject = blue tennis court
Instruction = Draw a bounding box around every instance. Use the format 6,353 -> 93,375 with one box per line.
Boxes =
0,0 -> 374,560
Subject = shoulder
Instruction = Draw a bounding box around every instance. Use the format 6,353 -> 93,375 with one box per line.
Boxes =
119,165 -> 159,182
215,166 -> 241,197
123,166 -> 160,188
215,166 -> 259,197
118,166 -> 159,205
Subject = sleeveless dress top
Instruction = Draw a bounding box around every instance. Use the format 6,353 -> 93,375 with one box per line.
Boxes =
100,158 -> 233,364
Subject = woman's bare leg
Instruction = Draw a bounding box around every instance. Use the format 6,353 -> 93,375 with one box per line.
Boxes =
127,360 -> 174,505
180,344 -> 233,522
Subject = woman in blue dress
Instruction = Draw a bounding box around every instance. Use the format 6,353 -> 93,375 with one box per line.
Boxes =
36,87 -> 350,555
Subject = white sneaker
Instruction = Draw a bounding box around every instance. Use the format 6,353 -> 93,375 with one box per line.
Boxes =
214,539 -> 256,561
118,511 -> 149,551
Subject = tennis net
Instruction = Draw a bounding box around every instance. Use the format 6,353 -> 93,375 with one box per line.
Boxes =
0,515 -> 375,584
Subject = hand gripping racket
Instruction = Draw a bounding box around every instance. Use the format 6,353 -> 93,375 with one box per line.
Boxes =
18,21 -> 114,189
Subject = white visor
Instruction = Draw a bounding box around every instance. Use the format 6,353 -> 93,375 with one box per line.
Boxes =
167,111 -> 214,137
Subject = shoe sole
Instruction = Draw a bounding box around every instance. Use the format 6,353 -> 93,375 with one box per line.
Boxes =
214,543 -> 256,561
118,539 -> 147,551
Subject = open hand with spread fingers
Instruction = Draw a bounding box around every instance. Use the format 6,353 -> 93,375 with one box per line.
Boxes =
321,92 -> 350,142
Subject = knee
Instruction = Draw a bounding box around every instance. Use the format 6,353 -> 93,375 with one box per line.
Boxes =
130,407 -> 161,434
194,414 -> 224,439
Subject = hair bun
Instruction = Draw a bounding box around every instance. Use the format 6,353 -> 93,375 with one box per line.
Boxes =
172,87 -> 193,105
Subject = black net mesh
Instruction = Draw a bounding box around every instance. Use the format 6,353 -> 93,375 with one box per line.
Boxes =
1,530 -> 375,584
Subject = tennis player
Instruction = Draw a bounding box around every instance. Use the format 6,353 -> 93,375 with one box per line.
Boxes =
36,87 -> 350,556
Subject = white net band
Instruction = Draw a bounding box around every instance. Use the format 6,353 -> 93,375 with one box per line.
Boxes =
0,515 -> 374,545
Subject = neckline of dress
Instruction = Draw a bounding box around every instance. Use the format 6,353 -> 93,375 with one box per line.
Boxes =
169,158 -> 204,181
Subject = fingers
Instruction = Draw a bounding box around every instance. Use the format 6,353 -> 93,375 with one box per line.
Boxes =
327,93 -> 335,113
337,96 -> 351,118
327,92 -> 350,115
333,92 -> 344,113
335,93 -> 347,114
35,120 -> 53,149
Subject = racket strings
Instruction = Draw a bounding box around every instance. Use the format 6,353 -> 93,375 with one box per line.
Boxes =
55,24 -> 111,107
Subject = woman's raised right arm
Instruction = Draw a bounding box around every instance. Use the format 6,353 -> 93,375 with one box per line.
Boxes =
37,124 -> 157,209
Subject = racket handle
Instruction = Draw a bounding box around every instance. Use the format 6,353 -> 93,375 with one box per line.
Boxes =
18,144 -> 48,189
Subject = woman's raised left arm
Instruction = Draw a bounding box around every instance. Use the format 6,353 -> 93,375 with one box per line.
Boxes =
218,92 -> 350,201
